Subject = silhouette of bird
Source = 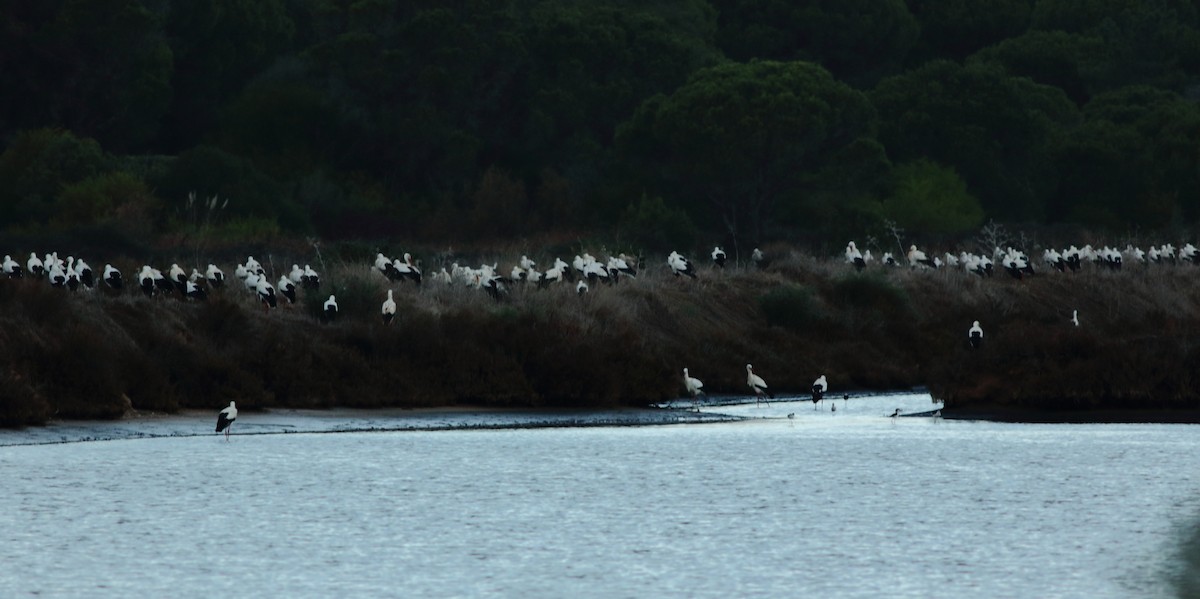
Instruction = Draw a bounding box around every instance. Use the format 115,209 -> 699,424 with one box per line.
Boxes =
968,320 -> 983,349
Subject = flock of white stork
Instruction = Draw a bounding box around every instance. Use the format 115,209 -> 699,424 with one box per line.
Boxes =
4,236 -> 1174,415
0,251 -> 341,320
844,240 -> 1200,279
0,245 -> 775,321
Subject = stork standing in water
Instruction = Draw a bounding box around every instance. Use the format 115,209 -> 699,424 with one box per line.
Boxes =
682,368 -> 704,410
811,374 -> 827,408
968,320 -> 983,349
746,364 -> 773,406
216,401 -> 237,439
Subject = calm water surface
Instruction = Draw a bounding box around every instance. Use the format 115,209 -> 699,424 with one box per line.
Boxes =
2,396 -> 1199,598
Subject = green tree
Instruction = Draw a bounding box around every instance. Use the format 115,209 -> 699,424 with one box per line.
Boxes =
881,160 -> 984,234
55,171 -> 162,230
712,0 -> 919,86
515,4 -> 720,180
968,31 -> 1109,105
0,0 -> 173,152
871,61 -> 1080,221
152,145 -> 306,231
1031,0 -> 1200,93
619,194 -> 698,252
905,0 -> 1033,62
161,0 -> 295,151
618,60 -> 881,246
0,129 -> 108,227
1049,86 -> 1200,226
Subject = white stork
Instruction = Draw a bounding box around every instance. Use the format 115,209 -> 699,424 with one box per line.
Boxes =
27,252 -> 44,277
968,320 -> 983,348
746,364 -> 772,406
711,246 -> 727,268
811,374 -> 827,406
277,275 -> 296,304
206,264 -> 225,288
323,294 -> 338,322
3,254 -> 22,279
382,290 -> 397,325
215,401 -> 237,439
682,368 -> 705,410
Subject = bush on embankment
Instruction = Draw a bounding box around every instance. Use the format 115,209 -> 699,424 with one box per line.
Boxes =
3,249 -> 1200,426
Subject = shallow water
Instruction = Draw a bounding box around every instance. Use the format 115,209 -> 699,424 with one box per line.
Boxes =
2,395 -> 1198,598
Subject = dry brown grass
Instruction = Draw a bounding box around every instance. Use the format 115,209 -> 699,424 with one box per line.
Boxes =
3,246 -> 1200,426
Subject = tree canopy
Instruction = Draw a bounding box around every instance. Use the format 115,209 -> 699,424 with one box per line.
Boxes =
0,0 -> 1196,248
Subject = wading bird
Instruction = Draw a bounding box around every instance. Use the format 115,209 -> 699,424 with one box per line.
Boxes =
683,368 -> 704,410
216,401 -> 237,439
812,374 -> 827,407
746,363 -> 773,406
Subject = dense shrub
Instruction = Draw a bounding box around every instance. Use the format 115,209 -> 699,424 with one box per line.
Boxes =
758,284 -> 822,331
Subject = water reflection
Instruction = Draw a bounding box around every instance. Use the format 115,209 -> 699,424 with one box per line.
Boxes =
1174,513 -> 1200,598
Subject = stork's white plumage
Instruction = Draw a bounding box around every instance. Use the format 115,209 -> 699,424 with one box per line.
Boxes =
846,242 -> 865,271
74,258 -> 94,288
667,251 -> 696,278
746,363 -> 773,406
711,246 -> 727,268
48,263 -> 66,287
207,264 -> 225,288
216,401 -> 237,438
138,265 -> 155,297
3,254 -> 23,279
382,290 -> 397,325
169,263 -> 187,292
302,265 -> 320,290
278,275 -> 296,304
811,374 -> 827,405
968,320 -> 983,348
907,245 -> 935,269
27,252 -> 44,277
244,256 -> 262,274
323,294 -> 338,322
683,367 -> 704,396
256,278 -> 277,309
374,253 -> 393,277
683,368 -> 704,410
185,280 -> 207,301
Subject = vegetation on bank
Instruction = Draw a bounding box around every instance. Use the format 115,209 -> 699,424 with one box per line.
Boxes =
5,241 -> 1200,427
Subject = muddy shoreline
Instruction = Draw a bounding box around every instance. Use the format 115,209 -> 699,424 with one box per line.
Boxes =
0,406 -> 746,447
942,405 -> 1200,424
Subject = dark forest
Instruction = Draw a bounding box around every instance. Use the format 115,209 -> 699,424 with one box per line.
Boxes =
4,0 -> 1200,252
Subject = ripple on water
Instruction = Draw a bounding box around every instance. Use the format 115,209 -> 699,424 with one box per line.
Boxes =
0,416 -> 1198,597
